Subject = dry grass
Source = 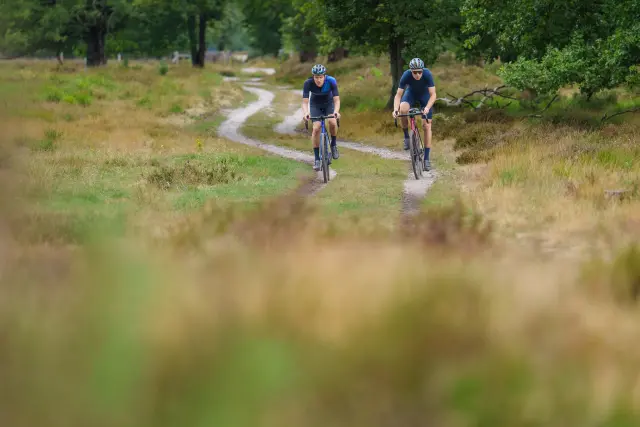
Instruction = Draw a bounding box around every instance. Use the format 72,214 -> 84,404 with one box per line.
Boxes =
4,55 -> 640,425
272,53 -> 640,259
3,189 -> 640,425
240,108 -> 407,237
0,60 -> 313,245
454,123 -> 640,256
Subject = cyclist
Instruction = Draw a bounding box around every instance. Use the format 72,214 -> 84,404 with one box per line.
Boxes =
302,64 -> 341,171
392,57 -> 437,171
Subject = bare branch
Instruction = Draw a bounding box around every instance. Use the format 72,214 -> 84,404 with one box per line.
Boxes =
435,85 -> 518,110
526,94 -> 559,118
601,107 -> 640,123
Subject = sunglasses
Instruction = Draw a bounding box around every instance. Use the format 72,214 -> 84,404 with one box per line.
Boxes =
412,70 -> 423,75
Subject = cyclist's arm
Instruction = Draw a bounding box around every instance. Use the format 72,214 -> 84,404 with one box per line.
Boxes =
424,86 -> 437,113
394,70 -> 410,112
302,80 -> 311,118
423,70 -> 437,113
393,87 -> 404,112
333,95 -> 340,116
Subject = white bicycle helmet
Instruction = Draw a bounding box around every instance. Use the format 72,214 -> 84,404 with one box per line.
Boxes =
409,58 -> 424,69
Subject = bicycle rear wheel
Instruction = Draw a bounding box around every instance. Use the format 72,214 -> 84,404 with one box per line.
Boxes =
410,131 -> 422,179
321,133 -> 330,183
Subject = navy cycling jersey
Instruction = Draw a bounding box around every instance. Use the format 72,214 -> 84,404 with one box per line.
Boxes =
303,75 -> 339,105
398,68 -> 435,95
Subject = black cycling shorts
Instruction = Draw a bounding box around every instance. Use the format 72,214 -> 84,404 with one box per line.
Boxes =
310,102 -> 335,122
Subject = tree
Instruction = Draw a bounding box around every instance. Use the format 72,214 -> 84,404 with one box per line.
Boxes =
108,0 -> 190,57
130,0 -> 225,67
323,0 -> 462,109
0,0 -> 132,66
0,0 -> 77,62
208,2 -> 250,52
182,0 -> 225,67
280,0 -> 349,63
241,0 -> 293,56
461,0 -> 640,97
281,0 -> 320,62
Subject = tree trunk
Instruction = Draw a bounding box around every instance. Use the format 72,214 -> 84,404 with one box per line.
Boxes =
195,14 -> 207,67
86,24 -> 107,67
328,47 -> 348,62
385,35 -> 405,110
299,50 -> 317,63
187,14 -> 198,66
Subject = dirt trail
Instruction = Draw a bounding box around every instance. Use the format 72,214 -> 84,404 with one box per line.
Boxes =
217,79 -> 336,193
274,94 -> 437,215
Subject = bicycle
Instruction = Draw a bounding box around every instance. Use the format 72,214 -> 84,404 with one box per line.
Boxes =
305,114 -> 340,183
395,108 -> 426,180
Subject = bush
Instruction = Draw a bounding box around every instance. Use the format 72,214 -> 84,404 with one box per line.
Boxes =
147,157 -> 241,189
159,61 -> 169,76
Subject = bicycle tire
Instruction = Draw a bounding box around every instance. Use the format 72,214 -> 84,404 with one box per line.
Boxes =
410,131 -> 421,180
414,128 -> 425,172
321,133 -> 330,183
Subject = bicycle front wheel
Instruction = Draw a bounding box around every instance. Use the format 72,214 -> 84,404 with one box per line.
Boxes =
321,133 -> 330,183
410,132 -> 422,180
414,128 -> 425,172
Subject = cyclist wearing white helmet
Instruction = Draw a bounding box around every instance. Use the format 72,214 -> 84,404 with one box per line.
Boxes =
392,57 -> 437,171
302,63 -> 341,171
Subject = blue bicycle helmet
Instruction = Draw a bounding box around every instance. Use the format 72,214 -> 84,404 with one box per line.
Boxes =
311,64 -> 326,75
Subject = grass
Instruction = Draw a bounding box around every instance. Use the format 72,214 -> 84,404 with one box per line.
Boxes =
273,51 -> 640,256
4,192 -> 640,425
241,110 -> 407,236
4,54 -> 640,426
0,59 -> 312,244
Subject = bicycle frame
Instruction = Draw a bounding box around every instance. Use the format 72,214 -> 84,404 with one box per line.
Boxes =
395,107 -> 422,133
395,108 -> 426,179
305,114 -> 340,183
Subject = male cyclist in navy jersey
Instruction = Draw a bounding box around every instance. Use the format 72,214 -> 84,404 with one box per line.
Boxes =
302,64 -> 341,171
392,57 -> 437,171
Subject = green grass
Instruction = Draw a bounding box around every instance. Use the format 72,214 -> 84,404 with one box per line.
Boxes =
241,111 -> 407,235
16,149 -> 309,243
5,56 -> 640,427
0,61 -> 312,245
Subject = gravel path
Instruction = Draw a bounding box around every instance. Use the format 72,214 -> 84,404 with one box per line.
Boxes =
217,82 -> 336,194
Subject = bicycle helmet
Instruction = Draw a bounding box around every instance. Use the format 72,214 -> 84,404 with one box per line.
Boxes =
409,58 -> 424,69
311,64 -> 326,75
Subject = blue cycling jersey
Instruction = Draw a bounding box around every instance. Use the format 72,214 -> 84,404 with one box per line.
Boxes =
303,76 -> 339,105
398,68 -> 435,96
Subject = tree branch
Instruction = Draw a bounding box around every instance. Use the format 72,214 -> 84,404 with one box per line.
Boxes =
435,85 -> 518,109
601,107 -> 640,123
526,94 -> 559,118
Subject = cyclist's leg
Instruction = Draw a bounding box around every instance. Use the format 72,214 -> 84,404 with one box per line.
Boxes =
325,101 -> 339,159
310,103 -> 323,170
399,91 -> 413,150
419,94 -> 433,170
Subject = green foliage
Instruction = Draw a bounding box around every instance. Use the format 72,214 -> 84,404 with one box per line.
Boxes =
34,128 -> 63,152
280,0 -> 349,57
146,157 -> 242,190
240,0 -> 293,56
208,1 -> 250,51
106,0 -> 191,57
158,61 -> 169,76
43,73 -> 120,107
323,0 -> 462,64
462,0 -> 640,97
